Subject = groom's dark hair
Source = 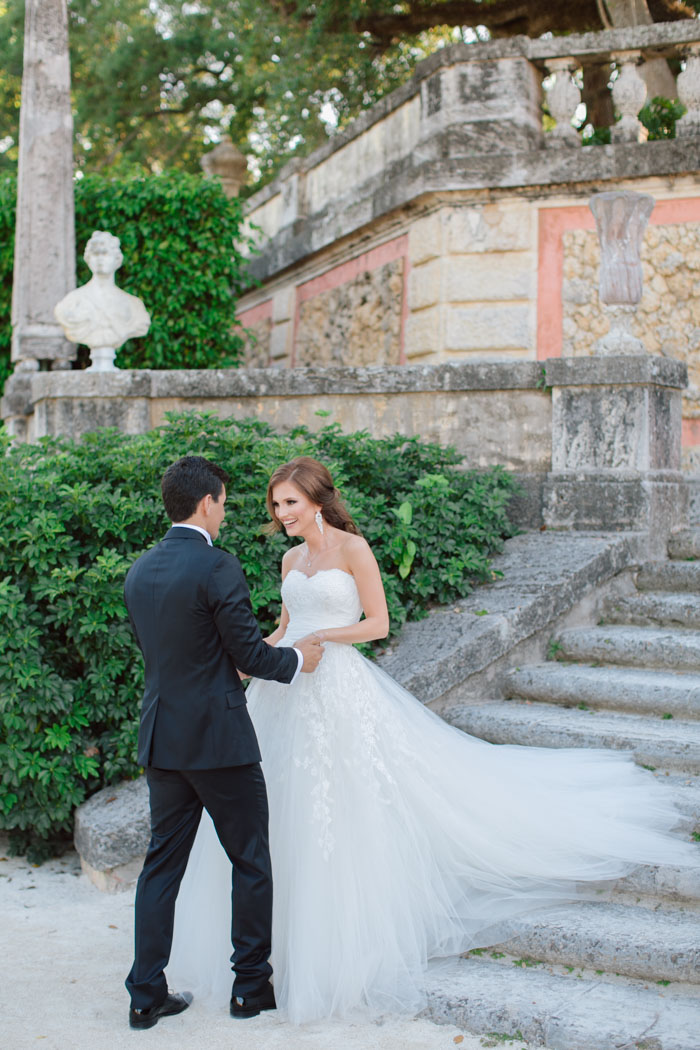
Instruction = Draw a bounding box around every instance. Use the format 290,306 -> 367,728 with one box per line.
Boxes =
161,456 -> 231,522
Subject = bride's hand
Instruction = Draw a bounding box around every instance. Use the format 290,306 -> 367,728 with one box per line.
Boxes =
237,668 -> 251,681
296,632 -> 324,672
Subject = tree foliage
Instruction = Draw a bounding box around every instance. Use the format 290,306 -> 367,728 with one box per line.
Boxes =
0,1 -> 695,189
0,412 -> 518,858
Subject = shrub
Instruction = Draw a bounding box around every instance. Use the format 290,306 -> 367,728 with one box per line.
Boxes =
0,414 -> 517,859
581,95 -> 686,146
0,171 -> 254,389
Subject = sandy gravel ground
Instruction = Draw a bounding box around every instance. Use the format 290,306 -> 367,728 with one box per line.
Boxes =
1,840 -> 552,1050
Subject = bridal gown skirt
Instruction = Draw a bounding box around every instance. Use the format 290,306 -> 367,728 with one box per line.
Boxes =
167,569 -> 697,1024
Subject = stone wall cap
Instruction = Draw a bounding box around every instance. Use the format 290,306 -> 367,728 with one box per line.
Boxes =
379,530 -> 643,702
10,362 -> 548,415
31,370 -> 154,399
133,360 -> 545,399
544,355 -> 688,389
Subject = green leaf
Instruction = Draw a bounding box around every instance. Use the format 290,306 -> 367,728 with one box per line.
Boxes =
396,501 -> 412,525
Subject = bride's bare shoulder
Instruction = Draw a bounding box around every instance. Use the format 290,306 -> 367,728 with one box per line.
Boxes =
281,545 -> 304,576
340,532 -> 377,566
340,531 -> 369,552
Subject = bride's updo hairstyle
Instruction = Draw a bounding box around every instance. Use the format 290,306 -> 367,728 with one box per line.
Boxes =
266,457 -> 361,535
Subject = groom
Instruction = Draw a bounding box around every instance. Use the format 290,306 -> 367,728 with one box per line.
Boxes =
123,455 -> 323,1029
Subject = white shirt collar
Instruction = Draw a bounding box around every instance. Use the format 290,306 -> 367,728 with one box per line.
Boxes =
171,523 -> 213,546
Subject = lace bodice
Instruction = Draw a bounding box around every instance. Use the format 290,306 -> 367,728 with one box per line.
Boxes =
280,569 -> 364,643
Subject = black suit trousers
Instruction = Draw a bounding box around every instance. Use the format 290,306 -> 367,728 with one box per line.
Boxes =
125,763 -> 273,1010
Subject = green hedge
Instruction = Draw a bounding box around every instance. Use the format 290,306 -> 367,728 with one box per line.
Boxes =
0,413 -> 517,859
0,171 -> 254,389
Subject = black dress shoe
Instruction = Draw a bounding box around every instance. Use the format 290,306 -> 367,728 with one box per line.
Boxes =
230,981 -> 276,1019
129,991 -> 193,1030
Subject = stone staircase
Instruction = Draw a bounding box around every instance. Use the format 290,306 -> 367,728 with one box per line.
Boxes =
425,530 -> 700,1050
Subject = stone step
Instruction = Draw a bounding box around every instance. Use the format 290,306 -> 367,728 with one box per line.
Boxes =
666,772 -> 700,833
668,528 -> 700,560
636,560 -> 700,593
444,700 -> 700,772
607,860 -> 700,903
603,590 -> 700,629
553,624 -> 700,671
425,955 -> 700,1050
506,663 -> 700,719
499,899 -> 700,984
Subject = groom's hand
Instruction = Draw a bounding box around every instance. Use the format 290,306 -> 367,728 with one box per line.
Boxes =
296,633 -> 324,672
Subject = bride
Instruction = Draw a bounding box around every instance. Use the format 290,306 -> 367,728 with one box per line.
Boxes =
168,456 -> 697,1024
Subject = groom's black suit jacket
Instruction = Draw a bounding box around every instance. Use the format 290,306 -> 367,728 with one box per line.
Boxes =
124,526 -> 298,769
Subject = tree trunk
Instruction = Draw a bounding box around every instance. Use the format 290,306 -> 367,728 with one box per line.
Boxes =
582,62 -> 616,127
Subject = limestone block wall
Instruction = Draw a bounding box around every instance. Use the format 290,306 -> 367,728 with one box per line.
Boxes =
233,27 -> 700,471
238,198 -> 539,369
21,363 -> 552,491
405,202 -> 537,362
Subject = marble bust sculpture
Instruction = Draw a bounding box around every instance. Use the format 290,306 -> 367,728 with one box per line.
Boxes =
54,231 -> 151,371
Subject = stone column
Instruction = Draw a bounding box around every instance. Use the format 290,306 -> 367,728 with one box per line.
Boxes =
543,356 -> 687,544
3,0 -> 76,438
11,0 -> 76,370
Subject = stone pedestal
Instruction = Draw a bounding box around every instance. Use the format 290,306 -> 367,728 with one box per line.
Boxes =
543,356 -> 687,541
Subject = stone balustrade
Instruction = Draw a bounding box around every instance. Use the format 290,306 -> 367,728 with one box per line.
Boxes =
243,20 -> 700,280
539,24 -> 700,147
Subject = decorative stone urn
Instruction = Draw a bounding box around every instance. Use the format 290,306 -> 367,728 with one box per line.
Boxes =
589,190 -> 655,355
200,139 -> 248,198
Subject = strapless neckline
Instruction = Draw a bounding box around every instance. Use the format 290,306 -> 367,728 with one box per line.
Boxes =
285,568 -> 355,583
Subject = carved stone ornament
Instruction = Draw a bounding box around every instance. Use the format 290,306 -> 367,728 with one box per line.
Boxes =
589,190 -> 655,355
54,231 -> 151,372
200,139 -> 248,198
611,55 -> 647,143
677,49 -> 700,138
545,59 -> 582,148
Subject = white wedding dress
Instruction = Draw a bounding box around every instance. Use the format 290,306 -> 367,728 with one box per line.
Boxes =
167,567 -> 697,1024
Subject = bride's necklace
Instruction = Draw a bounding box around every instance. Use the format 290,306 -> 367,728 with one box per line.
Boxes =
303,542 -> 322,568
303,539 -> 337,567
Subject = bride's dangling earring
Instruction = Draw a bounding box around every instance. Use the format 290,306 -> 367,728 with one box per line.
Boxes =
315,510 -> 324,535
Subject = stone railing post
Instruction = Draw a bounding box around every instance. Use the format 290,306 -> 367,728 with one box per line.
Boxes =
589,189 -> 654,355
611,52 -> 647,143
543,356 -> 687,544
545,59 -> 582,147
677,46 -> 700,138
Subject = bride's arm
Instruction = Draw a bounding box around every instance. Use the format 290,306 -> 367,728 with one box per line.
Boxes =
264,601 -> 290,646
314,537 -> 389,645
262,546 -> 295,646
